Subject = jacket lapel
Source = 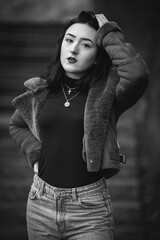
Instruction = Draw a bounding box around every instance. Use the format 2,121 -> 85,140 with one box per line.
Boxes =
83,68 -> 119,171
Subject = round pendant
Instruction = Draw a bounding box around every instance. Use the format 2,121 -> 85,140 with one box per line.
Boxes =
64,101 -> 70,107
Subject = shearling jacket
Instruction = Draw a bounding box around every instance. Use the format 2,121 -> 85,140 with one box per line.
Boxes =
9,21 -> 149,179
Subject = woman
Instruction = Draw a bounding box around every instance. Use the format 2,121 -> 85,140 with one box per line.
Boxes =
9,11 -> 149,240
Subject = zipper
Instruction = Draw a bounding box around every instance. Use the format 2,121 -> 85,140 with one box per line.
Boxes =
108,122 -> 120,149
108,122 -> 127,163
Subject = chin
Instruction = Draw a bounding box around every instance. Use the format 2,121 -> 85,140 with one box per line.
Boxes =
63,66 -> 78,74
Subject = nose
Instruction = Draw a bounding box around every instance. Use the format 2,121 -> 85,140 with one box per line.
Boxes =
70,43 -> 79,55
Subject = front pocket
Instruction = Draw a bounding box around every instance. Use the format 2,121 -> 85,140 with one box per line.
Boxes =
102,191 -> 114,217
78,193 -> 105,209
28,187 -> 38,200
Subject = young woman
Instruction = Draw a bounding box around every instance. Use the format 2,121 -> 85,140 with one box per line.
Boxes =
9,11 -> 149,240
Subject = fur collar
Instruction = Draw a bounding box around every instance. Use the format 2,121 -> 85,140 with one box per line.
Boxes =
24,77 -> 49,91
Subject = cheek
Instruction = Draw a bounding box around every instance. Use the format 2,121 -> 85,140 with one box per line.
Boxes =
60,41 -> 66,59
60,47 -> 66,67
82,51 -> 97,67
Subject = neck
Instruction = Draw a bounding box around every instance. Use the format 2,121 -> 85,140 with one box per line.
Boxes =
63,74 -> 80,88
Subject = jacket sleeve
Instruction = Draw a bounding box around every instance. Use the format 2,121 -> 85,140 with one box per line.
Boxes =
96,22 -> 149,116
9,109 -> 41,168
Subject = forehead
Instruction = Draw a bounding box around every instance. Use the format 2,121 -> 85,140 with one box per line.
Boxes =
65,23 -> 97,41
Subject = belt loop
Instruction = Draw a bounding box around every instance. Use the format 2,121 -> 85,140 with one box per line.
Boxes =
39,180 -> 45,196
34,174 -> 39,190
103,177 -> 108,189
72,188 -> 77,201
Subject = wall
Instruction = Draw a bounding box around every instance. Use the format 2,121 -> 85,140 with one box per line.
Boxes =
0,0 -> 94,22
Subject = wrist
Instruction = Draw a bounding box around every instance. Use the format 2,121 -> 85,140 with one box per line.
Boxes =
96,21 -> 123,47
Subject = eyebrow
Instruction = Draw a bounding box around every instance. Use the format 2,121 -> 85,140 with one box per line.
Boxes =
66,33 -> 94,44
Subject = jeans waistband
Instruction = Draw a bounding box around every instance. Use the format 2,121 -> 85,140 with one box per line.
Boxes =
32,174 -> 108,199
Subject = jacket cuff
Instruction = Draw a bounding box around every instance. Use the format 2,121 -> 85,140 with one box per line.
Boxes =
96,21 -> 123,47
26,150 -> 40,168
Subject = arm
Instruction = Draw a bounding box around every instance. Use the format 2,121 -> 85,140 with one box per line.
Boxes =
9,109 -> 41,168
96,14 -> 149,116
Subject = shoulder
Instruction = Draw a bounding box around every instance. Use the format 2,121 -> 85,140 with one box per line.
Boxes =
24,77 -> 48,90
12,77 -> 49,109
11,77 -> 48,107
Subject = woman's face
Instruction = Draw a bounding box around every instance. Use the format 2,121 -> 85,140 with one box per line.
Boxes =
60,23 -> 98,79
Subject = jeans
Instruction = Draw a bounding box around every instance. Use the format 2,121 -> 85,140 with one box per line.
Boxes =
26,174 -> 114,240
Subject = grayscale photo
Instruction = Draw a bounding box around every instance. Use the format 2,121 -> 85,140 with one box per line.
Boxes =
0,1 -> 159,240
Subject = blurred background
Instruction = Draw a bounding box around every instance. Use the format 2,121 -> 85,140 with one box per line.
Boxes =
0,0 -> 159,239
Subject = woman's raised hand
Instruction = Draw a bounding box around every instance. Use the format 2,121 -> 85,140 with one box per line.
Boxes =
95,14 -> 109,28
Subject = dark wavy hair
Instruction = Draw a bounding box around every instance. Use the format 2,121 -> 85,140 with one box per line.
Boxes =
41,11 -> 112,93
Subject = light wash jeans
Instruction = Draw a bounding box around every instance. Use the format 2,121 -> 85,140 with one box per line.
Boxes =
26,174 -> 114,240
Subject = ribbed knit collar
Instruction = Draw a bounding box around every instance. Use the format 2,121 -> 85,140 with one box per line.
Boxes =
63,74 -> 80,89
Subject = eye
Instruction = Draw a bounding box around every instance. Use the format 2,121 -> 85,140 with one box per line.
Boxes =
65,38 -> 73,43
82,43 -> 91,48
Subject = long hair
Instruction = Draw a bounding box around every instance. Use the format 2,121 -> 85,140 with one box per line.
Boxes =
41,11 -> 112,93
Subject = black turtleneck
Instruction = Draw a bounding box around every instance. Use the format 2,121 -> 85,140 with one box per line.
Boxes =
38,75 -> 103,188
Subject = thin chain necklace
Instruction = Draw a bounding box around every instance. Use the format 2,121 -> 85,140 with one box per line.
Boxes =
63,82 -> 78,94
61,82 -> 80,107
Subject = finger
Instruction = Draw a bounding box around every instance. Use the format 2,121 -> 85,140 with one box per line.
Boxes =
95,14 -> 108,27
97,14 -> 108,23
95,14 -> 104,27
34,162 -> 39,174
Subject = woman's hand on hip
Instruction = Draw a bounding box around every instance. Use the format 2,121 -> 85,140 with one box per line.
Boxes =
95,14 -> 109,28
34,161 -> 39,174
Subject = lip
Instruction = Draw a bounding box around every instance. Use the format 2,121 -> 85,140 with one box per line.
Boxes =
67,57 -> 77,63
